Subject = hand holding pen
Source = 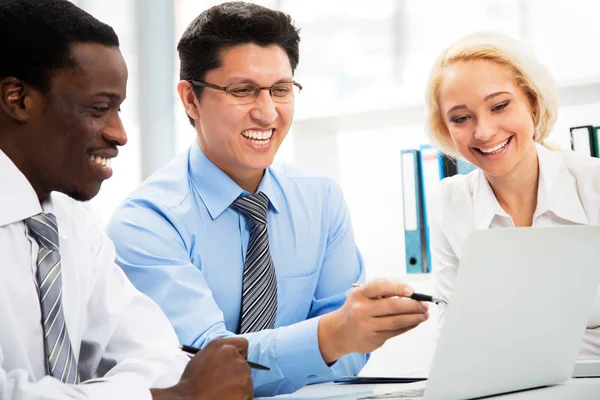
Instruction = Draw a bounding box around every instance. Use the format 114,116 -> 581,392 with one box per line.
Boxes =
352,283 -> 448,305
180,344 -> 270,370
151,337 -> 253,400
318,279 -> 430,364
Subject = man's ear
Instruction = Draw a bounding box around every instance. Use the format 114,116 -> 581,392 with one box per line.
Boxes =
177,80 -> 200,121
0,77 -> 35,122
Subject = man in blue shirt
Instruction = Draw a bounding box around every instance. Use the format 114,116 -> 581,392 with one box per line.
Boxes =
107,2 -> 429,397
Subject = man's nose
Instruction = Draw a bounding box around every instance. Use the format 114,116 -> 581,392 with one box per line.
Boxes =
249,90 -> 278,124
102,113 -> 128,146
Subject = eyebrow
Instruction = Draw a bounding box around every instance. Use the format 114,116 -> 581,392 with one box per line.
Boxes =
483,91 -> 511,102
446,91 -> 512,116
446,104 -> 467,115
228,77 -> 294,85
92,91 -> 122,101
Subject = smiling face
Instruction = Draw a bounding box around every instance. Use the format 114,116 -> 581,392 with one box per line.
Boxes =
2,42 -> 128,201
179,43 -> 295,190
438,60 -> 537,178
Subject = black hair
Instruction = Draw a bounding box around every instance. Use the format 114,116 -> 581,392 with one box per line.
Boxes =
0,0 -> 119,93
177,1 -> 301,126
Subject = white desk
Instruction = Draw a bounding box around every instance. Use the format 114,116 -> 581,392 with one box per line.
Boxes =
257,378 -> 600,399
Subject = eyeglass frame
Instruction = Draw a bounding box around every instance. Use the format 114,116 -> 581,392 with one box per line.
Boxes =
188,79 -> 303,101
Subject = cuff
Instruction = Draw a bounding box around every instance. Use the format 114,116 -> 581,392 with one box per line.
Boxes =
275,316 -> 336,387
79,381 -> 152,400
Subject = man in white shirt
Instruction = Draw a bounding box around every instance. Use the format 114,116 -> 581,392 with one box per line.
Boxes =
0,0 -> 253,399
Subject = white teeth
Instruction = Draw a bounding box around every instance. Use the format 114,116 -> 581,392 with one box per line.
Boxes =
248,139 -> 269,146
241,129 -> 273,141
479,138 -> 510,154
88,155 -> 112,169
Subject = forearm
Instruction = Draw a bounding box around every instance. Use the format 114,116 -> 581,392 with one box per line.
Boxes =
0,368 -> 152,400
150,387 -> 184,400
318,311 -> 347,364
244,317 -> 366,397
149,388 -> 168,400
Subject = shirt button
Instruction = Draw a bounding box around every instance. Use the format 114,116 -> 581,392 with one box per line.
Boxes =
245,225 -> 249,231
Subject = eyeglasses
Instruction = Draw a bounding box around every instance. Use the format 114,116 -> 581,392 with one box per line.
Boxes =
189,80 -> 302,104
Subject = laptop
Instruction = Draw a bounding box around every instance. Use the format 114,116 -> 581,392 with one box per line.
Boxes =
376,226 -> 600,400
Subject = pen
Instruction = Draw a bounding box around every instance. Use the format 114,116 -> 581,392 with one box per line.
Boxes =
179,344 -> 271,371
351,283 -> 448,306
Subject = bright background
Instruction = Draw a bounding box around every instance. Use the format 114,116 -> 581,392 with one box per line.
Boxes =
73,0 -> 600,375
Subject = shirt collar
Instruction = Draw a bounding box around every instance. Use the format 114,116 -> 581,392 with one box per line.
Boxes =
535,143 -> 589,225
0,149 -> 42,227
473,168 -> 509,230
188,140 -> 280,220
473,143 -> 589,229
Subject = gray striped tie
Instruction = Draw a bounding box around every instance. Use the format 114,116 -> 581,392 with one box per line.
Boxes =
26,213 -> 79,384
232,192 -> 278,334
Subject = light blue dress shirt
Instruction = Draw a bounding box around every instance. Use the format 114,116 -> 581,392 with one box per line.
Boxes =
106,141 -> 368,396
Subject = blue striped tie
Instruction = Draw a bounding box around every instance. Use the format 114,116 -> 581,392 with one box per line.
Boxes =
26,213 -> 79,384
232,192 -> 278,334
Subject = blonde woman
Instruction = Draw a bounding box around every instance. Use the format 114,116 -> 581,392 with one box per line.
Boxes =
425,32 -> 600,358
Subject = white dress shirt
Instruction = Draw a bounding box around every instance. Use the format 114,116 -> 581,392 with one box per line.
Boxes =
431,143 -> 600,359
0,150 -> 189,399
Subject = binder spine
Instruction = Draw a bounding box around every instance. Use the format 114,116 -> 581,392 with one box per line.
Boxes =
570,125 -> 596,157
401,149 -> 427,274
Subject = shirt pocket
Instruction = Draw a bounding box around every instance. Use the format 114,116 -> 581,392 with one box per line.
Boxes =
276,270 -> 319,326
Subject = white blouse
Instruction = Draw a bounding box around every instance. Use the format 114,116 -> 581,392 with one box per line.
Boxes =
431,143 -> 600,359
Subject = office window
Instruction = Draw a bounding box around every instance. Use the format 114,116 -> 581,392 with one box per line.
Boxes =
172,0 -> 600,141
527,1 -> 600,83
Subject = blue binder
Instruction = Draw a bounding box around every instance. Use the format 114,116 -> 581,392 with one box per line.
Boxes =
456,159 -> 477,175
419,147 -> 477,273
401,149 -> 427,274
419,145 -> 443,273
439,154 -> 477,177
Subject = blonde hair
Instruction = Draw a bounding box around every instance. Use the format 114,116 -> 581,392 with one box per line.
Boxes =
425,32 -> 558,159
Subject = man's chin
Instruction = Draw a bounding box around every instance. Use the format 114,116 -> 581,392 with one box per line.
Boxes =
61,182 -> 102,202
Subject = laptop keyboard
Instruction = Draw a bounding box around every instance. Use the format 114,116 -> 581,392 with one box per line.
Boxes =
357,387 -> 426,399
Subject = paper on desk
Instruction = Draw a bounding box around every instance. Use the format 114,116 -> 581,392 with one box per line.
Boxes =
255,381 -> 426,400
356,381 -> 427,399
357,368 -> 430,379
255,382 -> 374,399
